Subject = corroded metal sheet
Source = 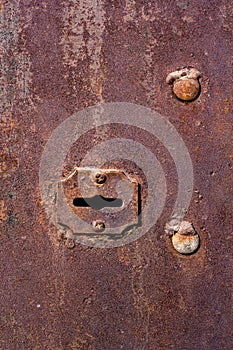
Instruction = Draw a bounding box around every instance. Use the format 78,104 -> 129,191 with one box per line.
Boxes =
1,1 -> 232,349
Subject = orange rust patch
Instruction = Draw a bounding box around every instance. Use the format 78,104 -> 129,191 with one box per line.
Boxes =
0,2 -> 4,15
0,152 -> 19,179
0,200 -> 8,222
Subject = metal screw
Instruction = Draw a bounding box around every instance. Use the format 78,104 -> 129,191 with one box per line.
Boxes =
94,172 -> 107,185
171,221 -> 200,255
166,67 -> 201,102
92,220 -> 105,232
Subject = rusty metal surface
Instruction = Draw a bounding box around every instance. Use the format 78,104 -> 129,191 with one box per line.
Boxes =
1,0 -> 232,349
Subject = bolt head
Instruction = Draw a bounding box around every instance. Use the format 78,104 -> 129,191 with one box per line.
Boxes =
173,78 -> 200,101
92,220 -> 105,232
94,173 -> 107,185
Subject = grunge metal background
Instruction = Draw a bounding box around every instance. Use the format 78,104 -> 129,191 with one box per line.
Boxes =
1,1 -> 232,349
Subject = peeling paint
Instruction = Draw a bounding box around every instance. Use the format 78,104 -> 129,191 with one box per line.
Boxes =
0,0 -> 33,112
61,0 -> 106,101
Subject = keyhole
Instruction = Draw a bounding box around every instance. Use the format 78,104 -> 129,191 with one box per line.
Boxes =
73,195 -> 123,210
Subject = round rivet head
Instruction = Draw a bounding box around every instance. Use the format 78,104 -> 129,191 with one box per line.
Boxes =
173,78 -> 200,101
170,221 -> 200,255
166,67 -> 201,102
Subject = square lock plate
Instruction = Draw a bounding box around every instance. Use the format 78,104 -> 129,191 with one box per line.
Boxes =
57,167 -> 140,237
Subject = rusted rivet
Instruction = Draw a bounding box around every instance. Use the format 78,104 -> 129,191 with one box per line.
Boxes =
94,172 -> 107,185
170,221 -> 200,255
92,220 -> 105,232
65,237 -> 75,249
166,67 -> 201,101
173,78 -> 200,101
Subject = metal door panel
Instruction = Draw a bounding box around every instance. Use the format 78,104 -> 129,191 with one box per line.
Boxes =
1,1 -> 232,349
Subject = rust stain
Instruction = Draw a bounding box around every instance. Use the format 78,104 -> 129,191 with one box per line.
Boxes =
129,241 -> 156,349
117,245 -> 132,266
0,200 -> 8,222
0,113 -> 21,179
0,1 -> 5,15
0,152 -> 19,179
224,97 -> 232,114
1,0 -> 232,349
69,333 -> 95,350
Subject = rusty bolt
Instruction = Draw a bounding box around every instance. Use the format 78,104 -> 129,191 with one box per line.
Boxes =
171,221 -> 200,254
94,172 -> 107,185
92,220 -> 105,233
166,67 -> 201,101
